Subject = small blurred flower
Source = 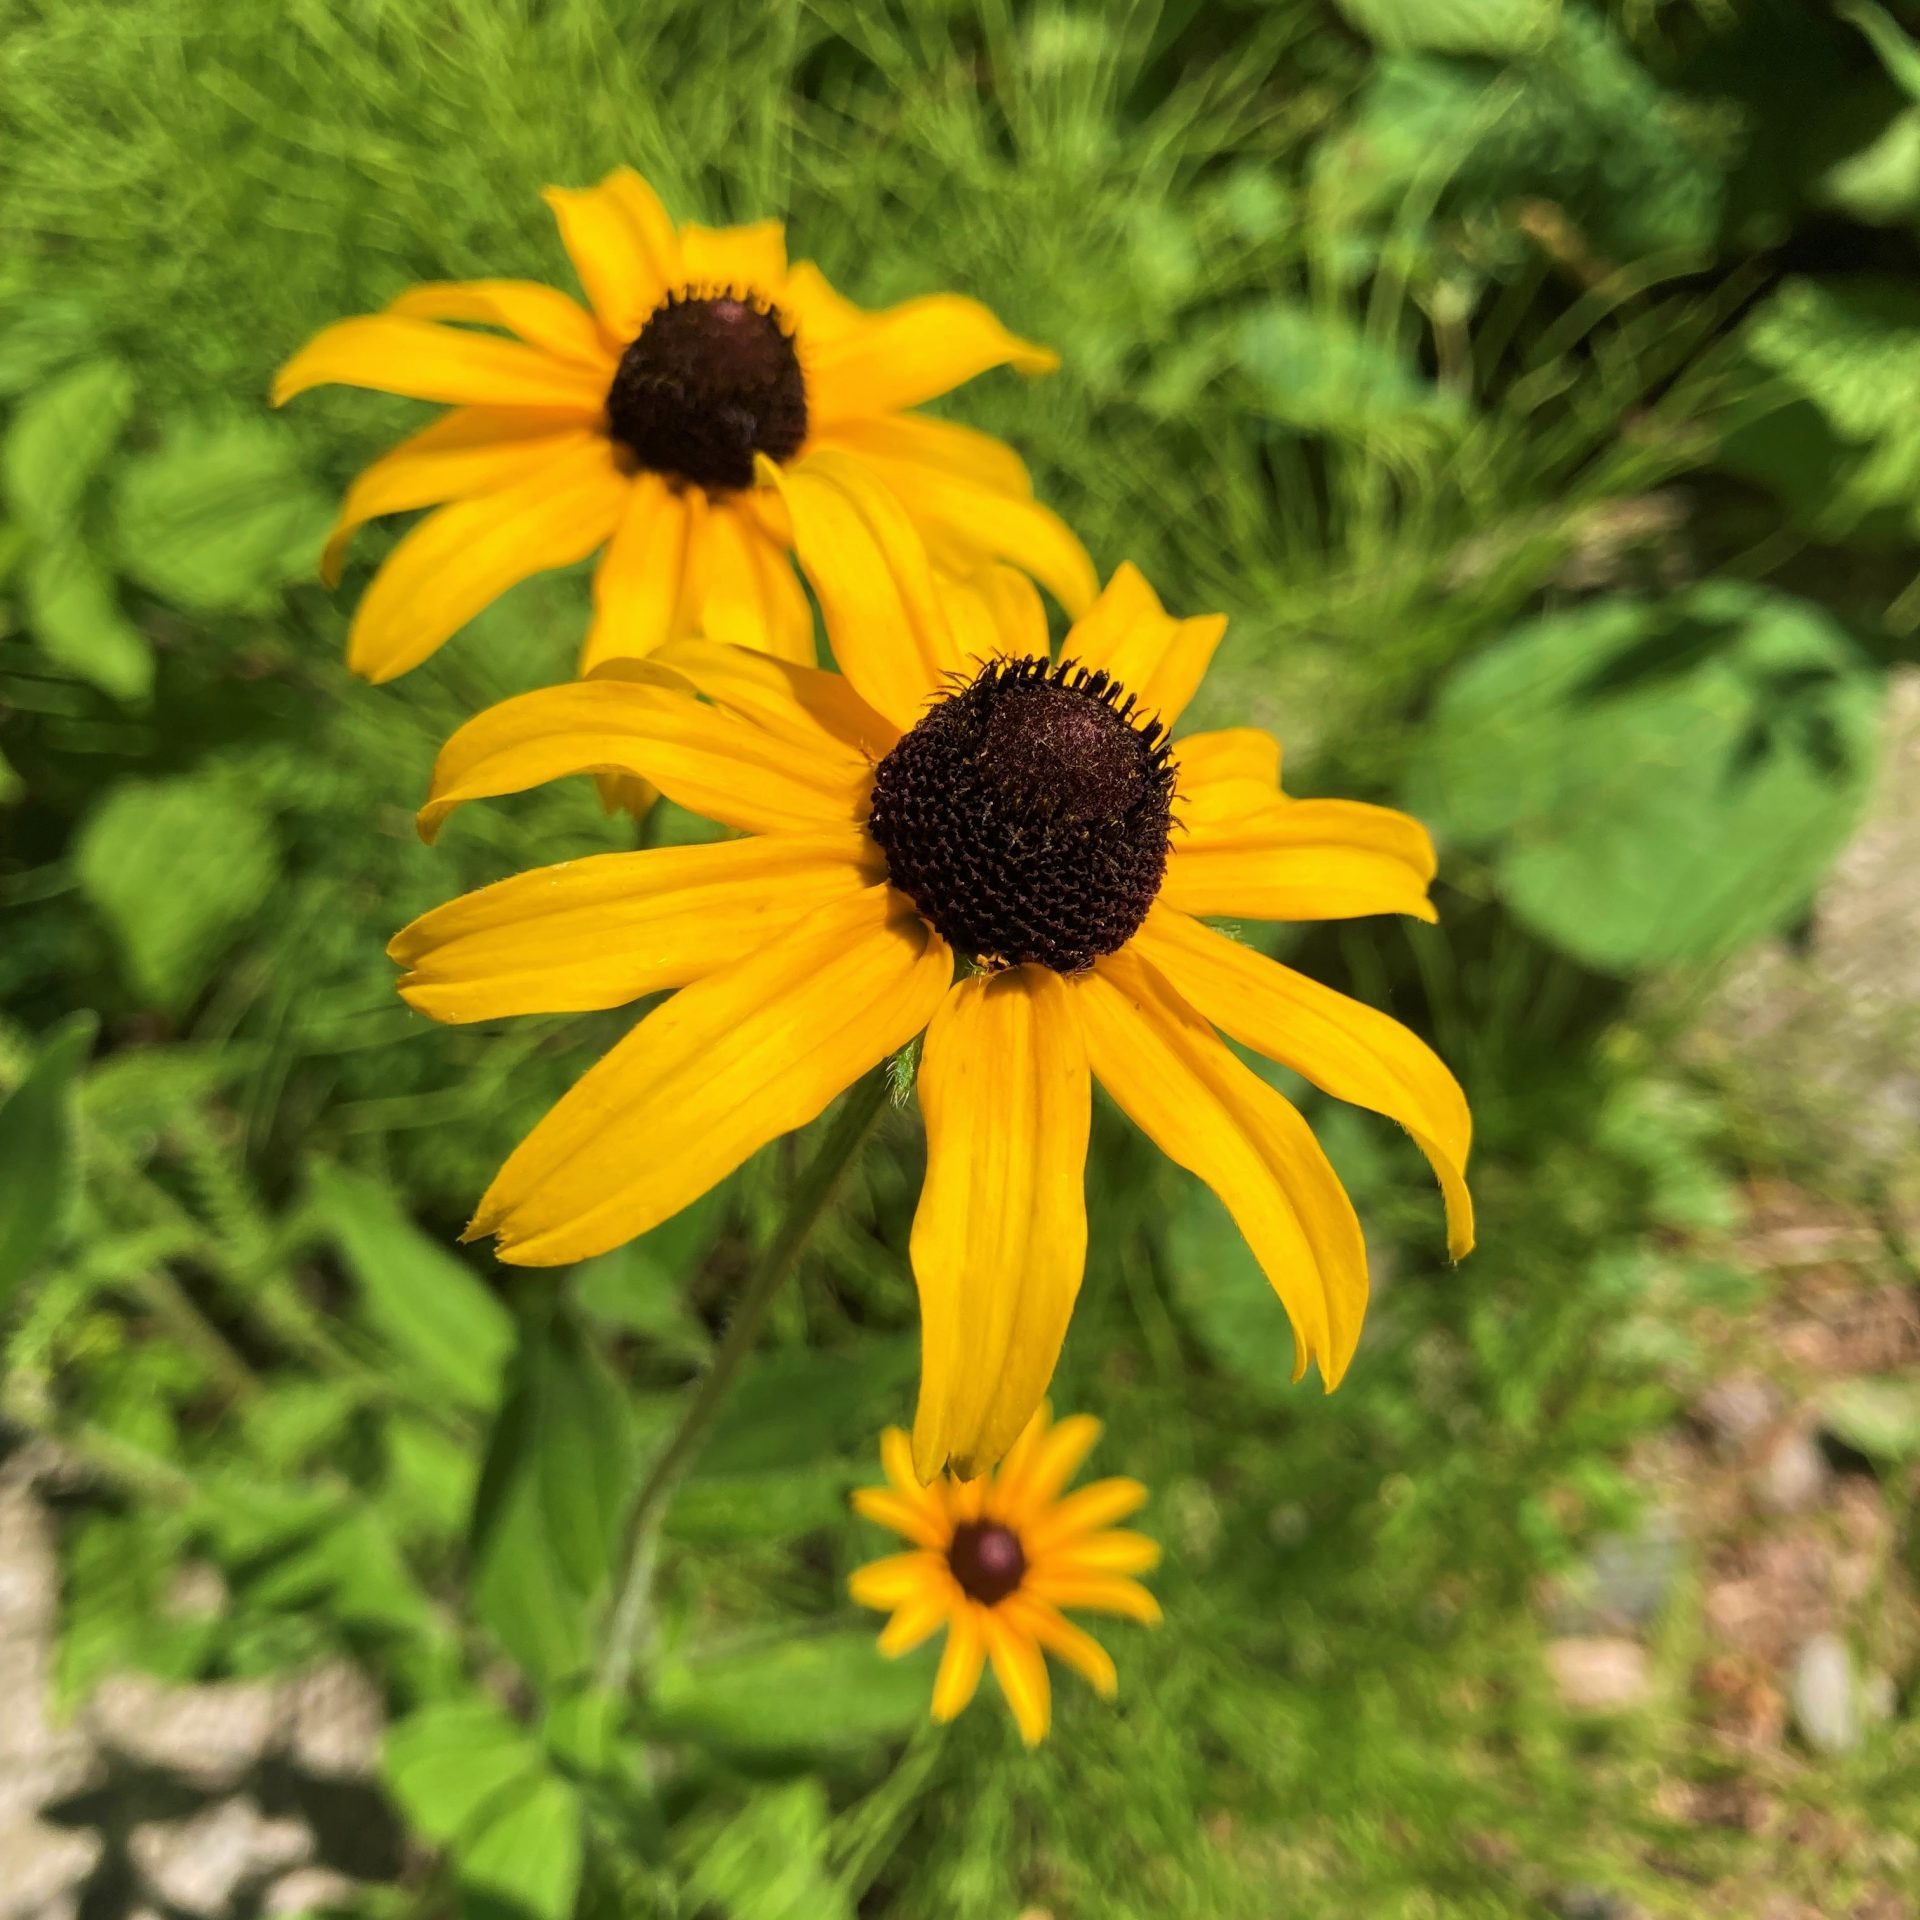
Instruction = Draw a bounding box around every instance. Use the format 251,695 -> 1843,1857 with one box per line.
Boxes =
849,1408 -> 1159,1746
273,166 -> 1091,682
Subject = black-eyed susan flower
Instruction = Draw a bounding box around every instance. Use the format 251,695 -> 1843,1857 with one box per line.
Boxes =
849,1408 -> 1157,1746
272,166 -> 1092,682
391,461 -> 1474,1480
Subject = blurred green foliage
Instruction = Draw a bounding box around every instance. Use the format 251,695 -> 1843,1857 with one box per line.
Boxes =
4,1 -> 1920,1916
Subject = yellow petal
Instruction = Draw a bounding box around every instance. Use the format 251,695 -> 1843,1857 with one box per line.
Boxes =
1022,1477 -> 1149,1555
877,1594 -> 952,1657
759,449 -> 958,731
999,1593 -> 1118,1697
778,259 -> 869,346
388,832 -> 881,1023
273,315 -> 609,412
940,564 -> 1050,675
813,418 -> 1096,615
807,292 -> 1058,423
386,279 -> 615,366
1173,727 -> 1284,828
417,678 -> 871,843
930,1604 -> 988,1722
469,886 -> 952,1265
851,1485 -> 952,1551
982,1608 -> 1052,1746
990,1412 -> 1102,1523
319,408 -> 594,586
1062,563 -> 1226,729
347,437 -> 628,682
881,1427 -> 955,1524
650,637 -> 898,762
908,968 -> 1091,1484
1162,798 -> 1439,924
848,1550 -> 946,1610
679,218 -> 787,291
696,497 -> 815,663
1020,1570 -> 1162,1625
1074,946 -> 1368,1388
1134,905 -> 1473,1260
580,474 -> 708,673
815,412 -> 1031,495
1041,1530 -> 1161,1579
543,168 -> 680,339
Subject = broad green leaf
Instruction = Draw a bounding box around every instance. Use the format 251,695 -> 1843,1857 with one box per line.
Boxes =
310,1163 -> 513,1411
696,1339 -> 916,1477
1406,584 -> 1882,971
571,1180 -> 724,1355
1841,0 -> 1920,102
470,1316 -> 637,1684
24,537 -> 152,702
457,1769 -> 583,1920
75,776 -> 279,1007
0,293 -> 102,399
1336,0 -> 1559,57
0,1012 -> 96,1308
384,1700 -> 545,1846
1,357 -> 133,535
1719,277 -> 1920,539
665,1463 -> 854,1545
1820,1378 -> 1920,1464
1234,304 -> 1464,448
681,1782 -> 853,1920
111,415 -> 331,612
652,1630 -> 929,1757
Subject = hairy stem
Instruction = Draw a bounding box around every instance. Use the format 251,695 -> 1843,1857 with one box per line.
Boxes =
597,1069 -> 891,1693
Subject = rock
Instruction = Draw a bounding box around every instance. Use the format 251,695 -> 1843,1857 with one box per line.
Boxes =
86,1674 -> 284,1789
1755,1426 -> 1828,1515
1553,1514 -> 1682,1631
129,1800 -> 311,1915
1547,1637 -> 1651,1714
0,1817 -> 102,1920
282,1661 -> 382,1779
262,1864 -> 361,1915
1788,1633 -> 1859,1754
1694,1375 -> 1780,1451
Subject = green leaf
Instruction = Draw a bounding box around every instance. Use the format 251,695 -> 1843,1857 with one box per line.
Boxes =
681,1782 -> 854,1920
1233,304 -> 1464,446
1841,0 -> 1920,103
111,414 -> 332,613
0,1012 -> 96,1308
1819,1377 -> 1920,1465
0,293 -> 102,400
310,1163 -> 513,1411
652,1630 -> 928,1758
1336,0 -> 1559,57
384,1700 -> 546,1846
0,746 -> 20,806
1406,584 -> 1883,971
571,1181 -> 724,1355
1719,277 -> 1920,540
23,537 -> 152,702
458,1769 -> 583,1920
75,776 -> 280,1007
1,357 -> 133,536
470,1316 -> 637,1685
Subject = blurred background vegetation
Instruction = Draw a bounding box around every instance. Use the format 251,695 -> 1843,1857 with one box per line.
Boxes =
5,1 -> 1920,1915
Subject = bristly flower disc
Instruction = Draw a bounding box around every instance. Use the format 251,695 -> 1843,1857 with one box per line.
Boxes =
606,290 -> 807,492
866,656 -> 1178,974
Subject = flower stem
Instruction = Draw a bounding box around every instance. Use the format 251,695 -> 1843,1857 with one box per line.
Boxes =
596,1068 -> 892,1693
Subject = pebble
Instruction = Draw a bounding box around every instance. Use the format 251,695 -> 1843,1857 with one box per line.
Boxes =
1547,1637 -> 1651,1714
1694,1375 -> 1781,1450
129,1800 -> 311,1916
1788,1633 -> 1859,1754
1755,1426 -> 1829,1515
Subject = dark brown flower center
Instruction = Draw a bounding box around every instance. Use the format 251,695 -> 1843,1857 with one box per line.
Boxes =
866,657 -> 1177,974
605,291 -> 807,493
948,1521 -> 1027,1604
